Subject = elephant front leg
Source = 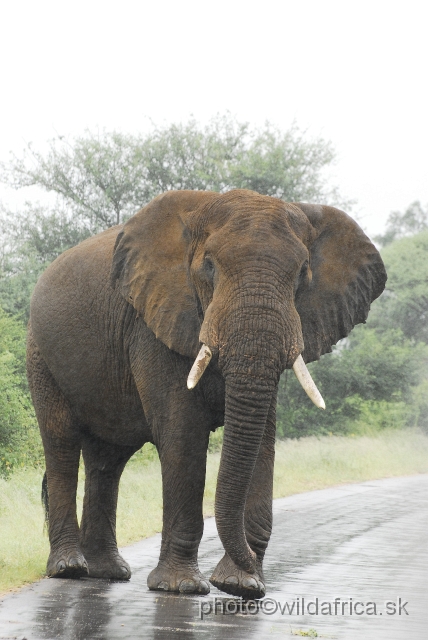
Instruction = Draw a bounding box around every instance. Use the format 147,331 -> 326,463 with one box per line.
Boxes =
210,395 -> 276,599
79,434 -> 137,580
147,414 -> 211,595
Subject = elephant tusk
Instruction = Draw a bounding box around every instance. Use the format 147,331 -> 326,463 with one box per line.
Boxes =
292,355 -> 326,409
187,344 -> 212,390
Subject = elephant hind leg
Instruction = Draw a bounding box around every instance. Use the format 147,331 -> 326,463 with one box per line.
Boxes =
27,329 -> 87,579
79,433 -> 138,580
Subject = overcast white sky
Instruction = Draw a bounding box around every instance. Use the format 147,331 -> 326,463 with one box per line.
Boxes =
1,0 -> 427,238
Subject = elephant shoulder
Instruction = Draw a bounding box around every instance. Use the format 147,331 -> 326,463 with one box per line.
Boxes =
30,226 -> 123,325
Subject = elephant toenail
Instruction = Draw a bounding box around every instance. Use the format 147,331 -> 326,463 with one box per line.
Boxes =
242,577 -> 258,590
157,581 -> 169,590
179,579 -> 196,593
224,576 -> 239,586
199,580 -> 210,594
57,561 -> 66,572
69,558 -> 79,567
118,566 -> 130,579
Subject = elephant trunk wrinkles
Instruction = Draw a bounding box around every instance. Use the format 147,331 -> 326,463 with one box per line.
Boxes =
201,279 -> 304,376
209,287 -> 302,572
215,377 -> 275,573
214,310 -> 290,573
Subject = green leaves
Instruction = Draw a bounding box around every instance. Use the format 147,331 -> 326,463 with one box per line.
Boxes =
0,308 -> 40,477
375,201 -> 428,247
0,205 -> 92,321
228,123 -> 337,202
0,115 -> 342,232
277,327 -> 427,439
369,230 -> 428,343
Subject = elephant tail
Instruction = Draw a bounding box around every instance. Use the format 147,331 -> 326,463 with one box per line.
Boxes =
41,472 -> 49,528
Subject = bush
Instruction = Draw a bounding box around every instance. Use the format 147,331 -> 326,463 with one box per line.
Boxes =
276,326 -> 428,439
410,380 -> 428,434
0,308 -> 43,477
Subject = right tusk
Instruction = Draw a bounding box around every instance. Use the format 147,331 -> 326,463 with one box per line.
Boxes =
187,344 -> 212,390
292,355 -> 326,409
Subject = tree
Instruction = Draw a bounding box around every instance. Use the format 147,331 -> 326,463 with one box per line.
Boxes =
375,201 -> 428,247
0,204 -> 91,320
0,132 -> 145,232
227,123 -> 339,202
277,326 -> 427,438
368,230 -> 428,344
0,114 -> 344,320
0,115 -> 343,233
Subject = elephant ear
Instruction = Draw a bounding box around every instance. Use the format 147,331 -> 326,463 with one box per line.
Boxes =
111,190 -> 216,358
294,203 -> 387,363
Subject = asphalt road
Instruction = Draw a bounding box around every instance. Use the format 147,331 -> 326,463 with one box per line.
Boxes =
1,475 -> 427,640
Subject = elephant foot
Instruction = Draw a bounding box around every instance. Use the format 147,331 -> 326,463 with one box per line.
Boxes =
80,547 -> 131,580
210,553 -> 266,600
147,563 -> 210,595
47,547 -> 89,579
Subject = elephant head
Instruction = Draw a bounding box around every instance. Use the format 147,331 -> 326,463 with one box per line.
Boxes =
111,189 -> 386,574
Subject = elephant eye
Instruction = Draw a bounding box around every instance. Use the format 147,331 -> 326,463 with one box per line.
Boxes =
204,256 -> 215,279
295,260 -> 310,295
300,260 -> 309,276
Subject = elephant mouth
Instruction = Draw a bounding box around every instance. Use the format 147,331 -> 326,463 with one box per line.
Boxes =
187,343 -> 325,409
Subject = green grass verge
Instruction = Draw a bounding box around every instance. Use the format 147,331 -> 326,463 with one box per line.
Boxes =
1,428 -> 427,595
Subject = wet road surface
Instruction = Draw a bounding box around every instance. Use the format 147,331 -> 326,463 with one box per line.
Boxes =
1,474 -> 427,639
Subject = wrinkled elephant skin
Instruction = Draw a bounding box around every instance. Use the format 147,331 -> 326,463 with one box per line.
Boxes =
27,189 -> 386,598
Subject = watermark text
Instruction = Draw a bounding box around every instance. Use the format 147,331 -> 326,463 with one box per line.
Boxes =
199,596 -> 409,619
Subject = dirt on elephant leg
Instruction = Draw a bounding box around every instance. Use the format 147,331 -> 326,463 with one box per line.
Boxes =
210,552 -> 266,600
147,563 -> 210,595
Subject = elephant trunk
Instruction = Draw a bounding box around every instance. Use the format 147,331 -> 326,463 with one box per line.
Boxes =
213,299 -> 291,572
215,377 -> 275,573
203,282 -> 304,572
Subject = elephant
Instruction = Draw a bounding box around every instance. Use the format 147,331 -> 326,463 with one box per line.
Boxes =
27,189 -> 386,600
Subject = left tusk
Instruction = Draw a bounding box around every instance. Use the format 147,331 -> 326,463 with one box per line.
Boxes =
292,355 -> 326,409
187,344 -> 212,390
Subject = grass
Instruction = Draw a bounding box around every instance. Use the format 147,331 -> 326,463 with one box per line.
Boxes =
1,428 -> 428,595
290,629 -> 319,637
272,428 -> 428,498
0,467 -> 49,593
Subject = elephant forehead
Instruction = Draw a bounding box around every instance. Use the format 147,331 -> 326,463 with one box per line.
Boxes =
203,217 -> 309,267
197,199 -> 313,253
189,190 -> 309,233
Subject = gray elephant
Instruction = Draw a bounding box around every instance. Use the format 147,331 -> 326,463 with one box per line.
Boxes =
27,189 -> 386,599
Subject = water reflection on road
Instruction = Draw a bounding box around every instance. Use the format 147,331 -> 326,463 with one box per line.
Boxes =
1,475 -> 427,639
